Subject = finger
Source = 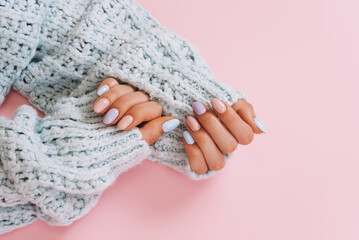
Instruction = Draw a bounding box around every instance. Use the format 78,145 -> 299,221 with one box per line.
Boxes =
93,84 -> 136,114
210,98 -> 254,145
183,131 -> 208,175
191,102 -> 238,152
103,91 -> 150,124
116,101 -> 163,129
139,117 -> 180,145
232,99 -> 267,134
96,77 -> 120,96
186,117 -> 225,171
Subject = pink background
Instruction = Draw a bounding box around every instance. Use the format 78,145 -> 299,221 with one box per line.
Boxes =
2,0 -> 359,239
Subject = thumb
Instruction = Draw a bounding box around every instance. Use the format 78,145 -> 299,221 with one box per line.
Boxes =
231,99 -> 267,134
139,116 -> 181,145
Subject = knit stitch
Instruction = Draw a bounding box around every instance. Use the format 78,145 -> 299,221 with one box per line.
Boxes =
0,0 -> 247,234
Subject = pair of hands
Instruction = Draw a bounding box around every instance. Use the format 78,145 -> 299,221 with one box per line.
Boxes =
93,78 -> 266,175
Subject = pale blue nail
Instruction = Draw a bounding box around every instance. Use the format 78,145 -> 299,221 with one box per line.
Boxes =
97,85 -> 110,96
254,118 -> 267,133
183,131 -> 195,145
162,119 -> 180,132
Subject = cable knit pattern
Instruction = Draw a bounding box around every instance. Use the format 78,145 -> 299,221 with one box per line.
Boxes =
0,0 -> 248,234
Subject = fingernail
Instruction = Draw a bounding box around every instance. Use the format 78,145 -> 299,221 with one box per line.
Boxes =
117,115 -> 133,130
183,131 -> 195,145
94,98 -> 109,113
103,108 -> 119,124
211,98 -> 227,114
162,119 -> 180,132
97,85 -> 110,96
186,116 -> 200,131
254,118 -> 267,133
192,102 -> 206,115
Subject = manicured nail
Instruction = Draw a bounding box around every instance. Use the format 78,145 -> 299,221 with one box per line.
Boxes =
192,102 -> 206,115
254,118 -> 267,133
162,119 -> 180,132
97,85 -> 110,96
183,131 -> 195,145
117,115 -> 134,130
211,98 -> 227,114
103,108 -> 119,124
94,98 -> 109,113
186,116 -> 200,131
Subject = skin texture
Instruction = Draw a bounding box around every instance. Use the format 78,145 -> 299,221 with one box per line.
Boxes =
94,78 -> 263,175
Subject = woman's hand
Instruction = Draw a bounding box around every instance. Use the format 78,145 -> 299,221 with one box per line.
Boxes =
93,78 -> 180,144
93,78 -> 266,175
183,99 -> 266,174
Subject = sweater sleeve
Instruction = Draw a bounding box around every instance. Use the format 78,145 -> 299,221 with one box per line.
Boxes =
88,0 -> 248,180
0,1 -> 153,232
8,0 -> 247,181
0,100 -> 152,232
0,0 -> 42,104
0,0 -> 247,233
4,0 -> 247,182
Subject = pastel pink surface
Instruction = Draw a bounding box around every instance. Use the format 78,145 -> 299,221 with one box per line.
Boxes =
2,0 -> 359,239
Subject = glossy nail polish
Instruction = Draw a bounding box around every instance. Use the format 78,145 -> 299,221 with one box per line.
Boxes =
211,98 -> 227,114
117,115 -> 133,130
186,116 -> 201,131
254,118 -> 267,133
103,108 -> 119,124
183,131 -> 195,145
97,85 -> 110,96
162,119 -> 180,132
192,102 -> 206,115
93,98 -> 109,113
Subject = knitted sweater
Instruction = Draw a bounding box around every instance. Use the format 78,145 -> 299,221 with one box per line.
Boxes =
0,0 -> 247,234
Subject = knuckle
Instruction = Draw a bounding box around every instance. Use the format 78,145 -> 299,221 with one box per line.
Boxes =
210,158 -> 225,171
146,133 -> 157,145
187,149 -> 208,175
201,113 -> 218,125
191,149 -> 203,159
103,77 -> 118,85
99,90 -> 112,100
151,101 -> 163,114
118,98 -> 131,108
221,140 -> 238,154
227,113 -> 238,122
130,107 -> 143,119
193,166 -> 208,175
248,102 -> 254,109
115,100 -> 131,114
137,91 -> 150,100
190,160 -> 208,175
241,131 -> 254,145
125,84 -> 137,92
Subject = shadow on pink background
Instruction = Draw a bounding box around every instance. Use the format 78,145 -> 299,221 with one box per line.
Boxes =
1,0 -> 359,239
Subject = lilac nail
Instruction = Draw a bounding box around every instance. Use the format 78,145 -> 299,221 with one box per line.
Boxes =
192,102 -> 206,115
103,108 -> 119,124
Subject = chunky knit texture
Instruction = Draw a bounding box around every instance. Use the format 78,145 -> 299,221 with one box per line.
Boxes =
0,0 -> 248,234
